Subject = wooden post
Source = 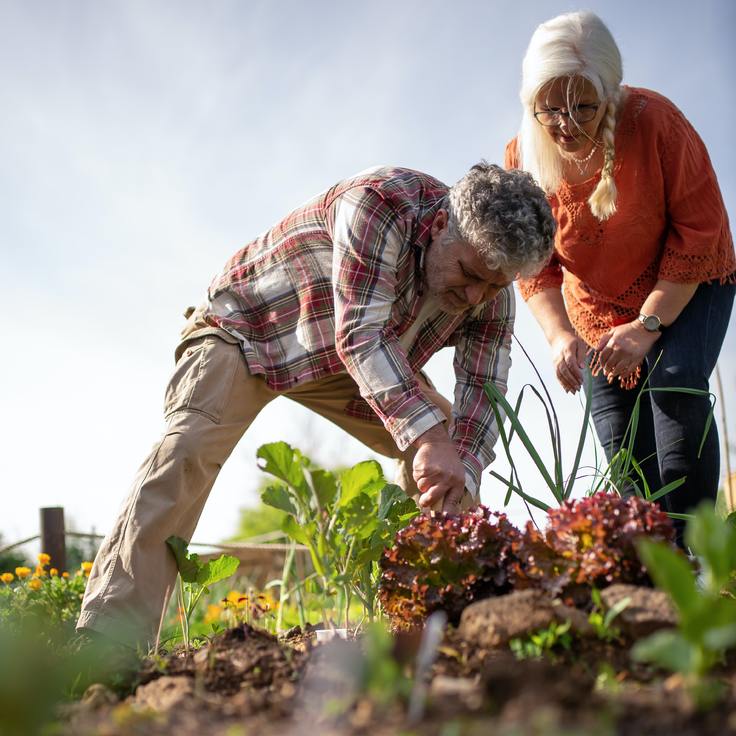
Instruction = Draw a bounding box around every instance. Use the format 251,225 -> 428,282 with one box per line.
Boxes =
40,507 -> 67,572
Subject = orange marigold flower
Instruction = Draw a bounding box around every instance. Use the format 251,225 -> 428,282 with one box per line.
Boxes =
15,567 -> 31,579
37,553 -> 51,567
28,578 -> 43,591
50,568 -> 59,577
1,573 -> 14,584
62,572 -> 70,579
81,561 -> 93,577
203,604 -> 223,625
34,565 -> 47,577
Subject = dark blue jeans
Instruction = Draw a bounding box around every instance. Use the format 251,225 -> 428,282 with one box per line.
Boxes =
588,282 -> 735,544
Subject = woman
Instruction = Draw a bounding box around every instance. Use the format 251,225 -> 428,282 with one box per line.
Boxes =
506,11 -> 735,545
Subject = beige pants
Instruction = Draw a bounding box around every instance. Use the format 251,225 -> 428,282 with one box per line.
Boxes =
77,315 -> 453,645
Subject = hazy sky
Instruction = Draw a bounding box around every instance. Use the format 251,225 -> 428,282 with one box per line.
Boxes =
1,0 -> 734,552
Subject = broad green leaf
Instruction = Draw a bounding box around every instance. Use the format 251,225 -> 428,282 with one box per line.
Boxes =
281,514 -> 309,545
310,469 -> 338,509
165,535 -> 201,583
377,484 -> 417,522
339,460 -> 384,507
341,493 -> 378,539
631,630 -> 696,673
261,484 -> 298,516
196,554 -> 240,587
257,442 -> 308,498
685,503 -> 736,593
636,539 -> 699,618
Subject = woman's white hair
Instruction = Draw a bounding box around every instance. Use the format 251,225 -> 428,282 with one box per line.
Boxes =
518,11 -> 623,220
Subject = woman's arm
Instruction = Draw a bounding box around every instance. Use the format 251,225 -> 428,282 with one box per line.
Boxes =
640,280 -> 699,327
527,287 -> 588,393
596,279 -> 698,378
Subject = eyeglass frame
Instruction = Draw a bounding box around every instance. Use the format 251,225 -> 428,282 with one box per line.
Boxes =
533,103 -> 601,127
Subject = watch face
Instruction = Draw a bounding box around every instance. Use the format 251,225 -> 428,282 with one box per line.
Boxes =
643,315 -> 661,332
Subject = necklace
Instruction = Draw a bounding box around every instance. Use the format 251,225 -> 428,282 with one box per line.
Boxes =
563,144 -> 598,175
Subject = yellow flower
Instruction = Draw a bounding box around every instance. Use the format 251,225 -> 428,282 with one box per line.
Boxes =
50,568 -> 59,577
37,553 -> 51,567
224,590 -> 249,608
62,572 -> 70,579
34,565 -> 47,577
80,561 -> 93,576
15,567 -> 31,579
28,578 -> 43,591
1,573 -> 14,584
203,604 -> 223,625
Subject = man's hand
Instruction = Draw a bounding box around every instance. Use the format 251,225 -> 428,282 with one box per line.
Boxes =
595,321 -> 660,380
411,424 -> 467,512
549,331 -> 588,393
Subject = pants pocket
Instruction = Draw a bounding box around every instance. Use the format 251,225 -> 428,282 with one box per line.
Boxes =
164,336 -> 240,422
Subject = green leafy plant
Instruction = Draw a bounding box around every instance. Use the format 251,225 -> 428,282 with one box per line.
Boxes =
379,506 -> 519,630
166,535 -> 240,651
632,503 -> 736,709
588,587 -> 628,643
257,442 -> 418,628
509,619 -> 573,661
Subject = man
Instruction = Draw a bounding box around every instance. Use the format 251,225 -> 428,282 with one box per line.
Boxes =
77,162 -> 555,645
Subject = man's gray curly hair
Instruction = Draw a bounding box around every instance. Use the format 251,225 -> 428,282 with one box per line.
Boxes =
446,161 -> 556,277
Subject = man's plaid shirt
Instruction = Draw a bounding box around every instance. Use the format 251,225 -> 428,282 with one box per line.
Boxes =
205,166 -> 513,496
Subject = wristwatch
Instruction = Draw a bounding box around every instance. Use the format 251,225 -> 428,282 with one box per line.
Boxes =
638,313 -> 665,333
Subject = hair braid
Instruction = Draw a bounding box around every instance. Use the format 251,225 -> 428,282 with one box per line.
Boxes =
588,96 -> 618,220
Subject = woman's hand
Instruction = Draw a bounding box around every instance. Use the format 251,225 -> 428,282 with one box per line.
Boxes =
595,321 -> 660,379
550,332 -> 588,393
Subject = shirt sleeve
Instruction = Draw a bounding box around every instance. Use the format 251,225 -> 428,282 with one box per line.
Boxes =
331,187 -> 447,451
449,285 -> 514,497
658,106 -> 732,282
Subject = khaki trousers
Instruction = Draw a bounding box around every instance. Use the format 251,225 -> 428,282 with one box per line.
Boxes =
77,318 -> 452,645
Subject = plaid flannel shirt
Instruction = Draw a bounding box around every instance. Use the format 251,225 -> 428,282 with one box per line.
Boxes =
205,166 -> 513,496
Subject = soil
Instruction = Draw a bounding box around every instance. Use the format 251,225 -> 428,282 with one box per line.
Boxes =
60,619 -> 736,736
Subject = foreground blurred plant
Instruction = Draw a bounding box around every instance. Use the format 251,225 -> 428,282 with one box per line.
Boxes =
632,504 -> 736,709
379,506 -> 519,630
258,442 -> 418,628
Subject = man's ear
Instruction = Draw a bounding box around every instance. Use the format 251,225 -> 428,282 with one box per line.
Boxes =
430,208 -> 448,238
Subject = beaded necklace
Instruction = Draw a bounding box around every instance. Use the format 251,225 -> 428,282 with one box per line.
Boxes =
563,144 -> 598,176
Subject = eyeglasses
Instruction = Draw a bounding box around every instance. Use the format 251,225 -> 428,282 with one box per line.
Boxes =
534,104 -> 600,127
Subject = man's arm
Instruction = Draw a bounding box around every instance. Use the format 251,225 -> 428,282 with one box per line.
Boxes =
330,187 -> 448,449
448,285 -> 515,500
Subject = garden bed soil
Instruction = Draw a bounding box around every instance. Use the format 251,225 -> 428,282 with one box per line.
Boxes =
62,614 -> 736,736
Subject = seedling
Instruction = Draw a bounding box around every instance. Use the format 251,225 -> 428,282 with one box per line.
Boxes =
166,535 -> 240,652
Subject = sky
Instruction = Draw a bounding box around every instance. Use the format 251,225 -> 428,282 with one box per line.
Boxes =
1,0 -> 734,555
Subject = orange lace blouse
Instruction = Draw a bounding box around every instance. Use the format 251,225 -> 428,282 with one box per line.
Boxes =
507,87 -> 735,350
